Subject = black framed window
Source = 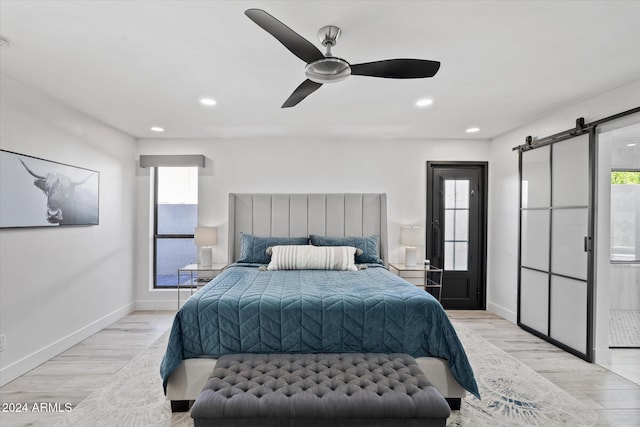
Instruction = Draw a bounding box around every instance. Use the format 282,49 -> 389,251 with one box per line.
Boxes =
154,166 -> 198,288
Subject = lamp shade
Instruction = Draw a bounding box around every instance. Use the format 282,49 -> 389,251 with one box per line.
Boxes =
194,226 -> 217,247
400,226 -> 422,247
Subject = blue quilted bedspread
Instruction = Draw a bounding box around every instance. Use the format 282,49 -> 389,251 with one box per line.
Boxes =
160,265 -> 479,398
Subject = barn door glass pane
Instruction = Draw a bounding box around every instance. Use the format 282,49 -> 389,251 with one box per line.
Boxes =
550,275 -> 588,354
520,268 -> 549,335
521,146 -> 550,209
552,134 -> 589,207
444,179 -> 470,271
521,209 -> 550,271
552,208 -> 588,280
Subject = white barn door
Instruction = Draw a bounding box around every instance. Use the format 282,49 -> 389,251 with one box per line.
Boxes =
518,131 -> 594,361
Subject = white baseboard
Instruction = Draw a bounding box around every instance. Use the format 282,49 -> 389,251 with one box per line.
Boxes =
0,302 -> 135,387
487,301 -> 517,324
135,300 -> 179,311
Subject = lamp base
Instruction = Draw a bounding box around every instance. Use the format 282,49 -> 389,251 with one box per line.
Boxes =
199,247 -> 213,268
405,247 -> 418,267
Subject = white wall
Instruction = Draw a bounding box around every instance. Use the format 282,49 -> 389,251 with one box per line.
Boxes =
0,76 -> 137,385
135,137 -> 491,308
487,79 -> 640,336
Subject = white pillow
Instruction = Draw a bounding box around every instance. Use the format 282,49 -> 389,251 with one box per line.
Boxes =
267,245 -> 359,271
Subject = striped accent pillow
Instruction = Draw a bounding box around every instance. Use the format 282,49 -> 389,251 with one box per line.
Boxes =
267,245 -> 359,271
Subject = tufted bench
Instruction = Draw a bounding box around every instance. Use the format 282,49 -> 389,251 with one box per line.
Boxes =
191,353 -> 451,427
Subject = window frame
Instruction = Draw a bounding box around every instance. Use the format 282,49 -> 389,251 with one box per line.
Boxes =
153,166 -> 197,288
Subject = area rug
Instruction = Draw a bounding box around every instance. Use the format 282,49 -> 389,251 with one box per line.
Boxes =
449,324 -> 609,426
55,324 -> 609,427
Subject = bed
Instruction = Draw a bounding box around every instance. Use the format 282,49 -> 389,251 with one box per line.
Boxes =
161,193 -> 479,410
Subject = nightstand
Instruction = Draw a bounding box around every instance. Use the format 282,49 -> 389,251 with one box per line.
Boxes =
388,263 -> 444,301
177,263 -> 227,308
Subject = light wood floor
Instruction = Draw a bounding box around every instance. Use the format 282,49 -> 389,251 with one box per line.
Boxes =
0,312 -> 174,427
1,310 -> 639,426
449,310 -> 640,426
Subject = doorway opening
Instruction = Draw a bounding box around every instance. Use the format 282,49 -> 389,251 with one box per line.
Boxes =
426,162 -> 487,310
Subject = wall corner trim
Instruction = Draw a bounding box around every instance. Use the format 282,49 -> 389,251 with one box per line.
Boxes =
487,301 -> 517,324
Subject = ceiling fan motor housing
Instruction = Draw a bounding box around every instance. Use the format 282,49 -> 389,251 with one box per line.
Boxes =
305,57 -> 351,83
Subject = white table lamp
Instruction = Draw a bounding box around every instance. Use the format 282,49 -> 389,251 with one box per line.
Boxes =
400,226 -> 422,267
194,226 -> 217,268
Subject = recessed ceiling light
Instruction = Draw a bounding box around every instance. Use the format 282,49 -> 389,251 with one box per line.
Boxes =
466,127 -> 480,133
415,98 -> 433,107
626,143 -> 637,147
150,126 -> 165,132
200,97 -> 217,107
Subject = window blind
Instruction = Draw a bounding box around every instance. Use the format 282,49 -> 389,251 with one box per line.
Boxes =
139,154 -> 205,168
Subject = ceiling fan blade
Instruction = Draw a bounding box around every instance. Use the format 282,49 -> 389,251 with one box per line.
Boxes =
282,79 -> 323,108
350,59 -> 441,78
245,9 -> 325,64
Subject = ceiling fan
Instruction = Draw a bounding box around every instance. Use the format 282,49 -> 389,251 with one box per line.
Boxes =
245,8 -> 441,108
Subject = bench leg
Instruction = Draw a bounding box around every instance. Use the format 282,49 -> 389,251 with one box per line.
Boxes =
445,398 -> 461,410
171,400 -> 193,413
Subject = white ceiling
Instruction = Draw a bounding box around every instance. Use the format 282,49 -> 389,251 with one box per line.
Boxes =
1,0 -> 639,140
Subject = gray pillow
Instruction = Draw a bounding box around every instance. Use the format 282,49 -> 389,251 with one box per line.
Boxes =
237,234 -> 308,264
309,235 -> 383,265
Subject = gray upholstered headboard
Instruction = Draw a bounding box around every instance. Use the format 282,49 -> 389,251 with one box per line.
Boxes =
228,193 -> 388,265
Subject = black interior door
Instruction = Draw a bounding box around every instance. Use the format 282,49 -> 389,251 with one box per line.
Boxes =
427,162 -> 487,309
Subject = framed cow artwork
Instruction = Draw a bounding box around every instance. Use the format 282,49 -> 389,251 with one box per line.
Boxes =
0,150 -> 99,228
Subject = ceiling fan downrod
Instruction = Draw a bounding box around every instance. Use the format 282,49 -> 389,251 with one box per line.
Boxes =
318,25 -> 341,55
305,25 -> 351,84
